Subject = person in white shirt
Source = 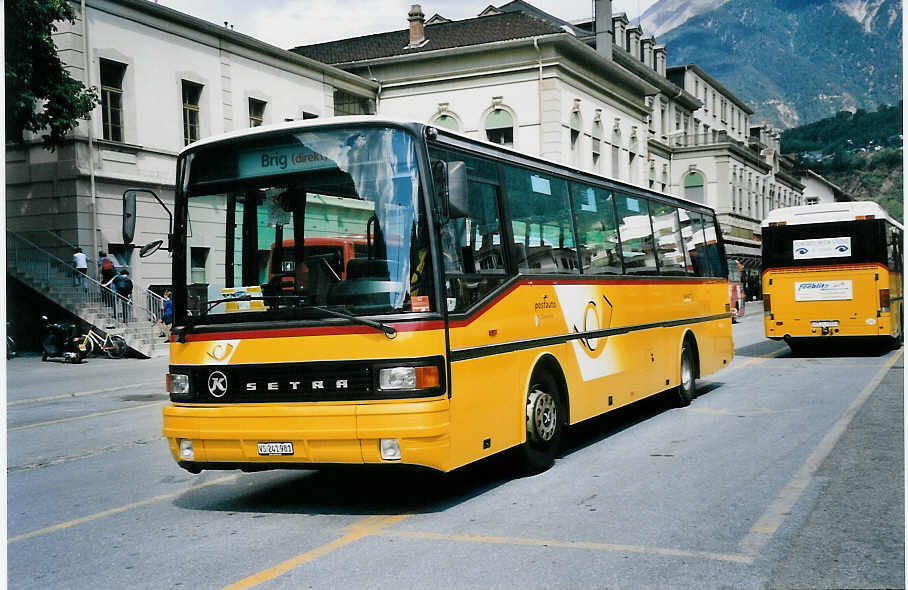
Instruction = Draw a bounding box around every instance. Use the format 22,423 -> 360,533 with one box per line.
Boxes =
73,247 -> 88,287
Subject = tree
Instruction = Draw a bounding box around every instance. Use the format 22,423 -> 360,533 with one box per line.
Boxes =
5,0 -> 99,150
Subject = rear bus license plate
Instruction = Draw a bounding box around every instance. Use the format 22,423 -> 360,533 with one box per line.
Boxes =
811,320 -> 839,328
257,442 -> 294,456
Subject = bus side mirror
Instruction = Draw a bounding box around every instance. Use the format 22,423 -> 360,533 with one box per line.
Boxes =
123,189 -> 174,254
122,191 -> 136,244
446,161 -> 468,219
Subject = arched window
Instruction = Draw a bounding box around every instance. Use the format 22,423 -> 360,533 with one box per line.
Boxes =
684,172 -> 705,204
485,108 -> 514,146
432,114 -> 459,131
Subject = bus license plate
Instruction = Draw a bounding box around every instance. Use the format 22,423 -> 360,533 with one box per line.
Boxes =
811,320 -> 839,328
257,442 -> 294,456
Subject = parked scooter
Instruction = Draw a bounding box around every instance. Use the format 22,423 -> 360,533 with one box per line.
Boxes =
40,316 -> 86,363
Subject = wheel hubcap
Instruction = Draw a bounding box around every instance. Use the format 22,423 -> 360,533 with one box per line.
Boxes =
681,351 -> 692,391
527,389 -> 558,443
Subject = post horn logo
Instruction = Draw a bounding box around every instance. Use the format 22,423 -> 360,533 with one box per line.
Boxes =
573,295 -> 614,359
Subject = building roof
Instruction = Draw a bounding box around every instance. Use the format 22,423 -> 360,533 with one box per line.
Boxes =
291,11 -> 562,65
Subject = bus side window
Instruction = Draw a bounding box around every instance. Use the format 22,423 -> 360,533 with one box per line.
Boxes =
684,209 -> 723,277
503,165 -> 578,274
650,201 -> 688,276
615,194 -> 658,274
439,179 -> 507,312
570,182 -> 622,275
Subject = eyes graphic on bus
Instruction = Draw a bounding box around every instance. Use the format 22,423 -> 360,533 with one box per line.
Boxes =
796,248 -> 809,255
835,245 -> 849,253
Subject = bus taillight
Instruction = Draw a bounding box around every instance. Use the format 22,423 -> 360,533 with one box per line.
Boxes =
880,289 -> 891,312
763,294 -> 772,316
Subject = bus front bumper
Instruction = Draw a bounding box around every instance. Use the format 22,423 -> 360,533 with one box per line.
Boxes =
162,398 -> 451,472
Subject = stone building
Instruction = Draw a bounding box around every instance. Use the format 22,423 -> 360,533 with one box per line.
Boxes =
6,0 -> 375,353
7,0 -> 376,293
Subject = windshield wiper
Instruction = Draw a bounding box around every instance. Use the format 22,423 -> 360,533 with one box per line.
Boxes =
306,304 -> 397,338
205,294 -> 298,312
205,297 -> 396,338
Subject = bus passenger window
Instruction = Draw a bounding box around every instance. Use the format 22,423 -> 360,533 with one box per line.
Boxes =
570,182 -> 622,275
440,180 -> 507,312
615,194 -> 657,274
503,166 -> 578,274
685,210 -> 724,277
650,202 -> 688,275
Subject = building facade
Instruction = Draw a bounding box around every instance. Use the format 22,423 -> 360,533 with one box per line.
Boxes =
7,0 -> 376,296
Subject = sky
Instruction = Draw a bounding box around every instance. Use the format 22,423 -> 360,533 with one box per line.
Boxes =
156,0 -> 660,50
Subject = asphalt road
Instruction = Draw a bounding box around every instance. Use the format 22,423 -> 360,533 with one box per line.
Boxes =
6,306 -> 904,589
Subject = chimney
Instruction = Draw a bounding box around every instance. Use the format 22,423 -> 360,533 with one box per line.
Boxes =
595,0 -> 612,60
408,4 -> 426,47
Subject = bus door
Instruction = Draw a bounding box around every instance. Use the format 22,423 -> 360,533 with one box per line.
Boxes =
441,176 -> 522,466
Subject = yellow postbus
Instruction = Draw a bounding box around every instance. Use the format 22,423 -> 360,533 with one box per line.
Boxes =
762,202 -> 903,351
154,117 -> 733,474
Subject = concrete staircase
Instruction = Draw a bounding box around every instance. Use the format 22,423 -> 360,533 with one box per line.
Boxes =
7,231 -> 165,358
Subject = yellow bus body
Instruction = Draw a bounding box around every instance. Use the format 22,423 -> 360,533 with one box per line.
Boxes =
163,279 -> 732,472
763,263 -> 902,341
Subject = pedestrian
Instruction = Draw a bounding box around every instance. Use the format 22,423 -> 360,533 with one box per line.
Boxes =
112,269 -> 134,322
98,251 -> 118,309
72,247 -> 88,287
159,290 -> 173,340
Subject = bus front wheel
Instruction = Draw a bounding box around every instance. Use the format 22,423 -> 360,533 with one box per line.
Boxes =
520,373 -> 563,474
674,341 -> 696,407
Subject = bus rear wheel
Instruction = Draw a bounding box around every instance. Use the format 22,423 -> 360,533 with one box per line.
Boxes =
520,373 -> 563,474
674,341 -> 696,407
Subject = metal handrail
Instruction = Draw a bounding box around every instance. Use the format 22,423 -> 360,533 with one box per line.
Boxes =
18,229 -> 166,322
7,231 -> 157,329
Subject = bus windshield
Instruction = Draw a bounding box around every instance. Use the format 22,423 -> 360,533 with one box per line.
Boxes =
182,126 -> 432,320
762,219 -> 888,269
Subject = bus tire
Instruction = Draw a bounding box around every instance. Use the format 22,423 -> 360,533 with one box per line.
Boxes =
520,372 -> 563,474
674,339 -> 696,407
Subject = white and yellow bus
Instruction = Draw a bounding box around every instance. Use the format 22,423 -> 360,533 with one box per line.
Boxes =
762,202 -> 903,351
150,117 -> 733,474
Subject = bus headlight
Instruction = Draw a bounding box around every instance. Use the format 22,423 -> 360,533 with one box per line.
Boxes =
169,373 -> 190,395
378,366 -> 440,391
380,438 -> 401,461
179,439 -> 194,460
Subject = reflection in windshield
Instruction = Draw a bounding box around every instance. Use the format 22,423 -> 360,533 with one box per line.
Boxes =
184,127 -> 432,319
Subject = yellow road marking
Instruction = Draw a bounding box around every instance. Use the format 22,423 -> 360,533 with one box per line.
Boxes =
8,401 -> 165,432
8,381 -> 160,406
737,349 -> 903,558
8,475 -> 238,543
221,514 -> 410,590
382,530 -> 753,564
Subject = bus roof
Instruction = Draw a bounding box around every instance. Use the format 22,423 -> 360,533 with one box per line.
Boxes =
762,202 -> 902,230
178,115 -> 424,156
179,115 -> 716,215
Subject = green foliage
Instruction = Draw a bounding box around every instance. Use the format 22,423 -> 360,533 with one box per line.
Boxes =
5,0 -> 99,150
784,103 -> 903,222
781,103 -> 903,155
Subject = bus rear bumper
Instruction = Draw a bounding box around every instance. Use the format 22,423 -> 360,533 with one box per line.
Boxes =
163,398 -> 452,472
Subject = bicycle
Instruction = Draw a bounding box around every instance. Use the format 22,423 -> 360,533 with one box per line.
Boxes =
79,327 -> 127,359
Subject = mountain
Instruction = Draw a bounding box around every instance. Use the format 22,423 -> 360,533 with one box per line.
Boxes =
639,0 -> 729,37
781,103 -> 903,221
653,0 -> 902,128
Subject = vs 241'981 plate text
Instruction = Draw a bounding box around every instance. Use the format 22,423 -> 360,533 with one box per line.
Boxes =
257,442 -> 294,456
